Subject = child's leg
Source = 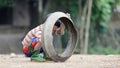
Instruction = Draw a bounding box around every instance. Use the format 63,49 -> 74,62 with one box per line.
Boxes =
30,37 -> 43,52
23,45 -> 32,57
23,37 -> 40,57
30,38 -> 46,62
34,42 -> 42,51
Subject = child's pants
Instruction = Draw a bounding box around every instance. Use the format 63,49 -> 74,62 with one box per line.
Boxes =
23,37 -> 43,57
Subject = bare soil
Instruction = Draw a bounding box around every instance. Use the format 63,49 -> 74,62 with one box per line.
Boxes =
0,54 -> 120,68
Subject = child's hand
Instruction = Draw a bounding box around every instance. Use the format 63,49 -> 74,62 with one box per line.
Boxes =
66,13 -> 71,18
55,28 -> 61,35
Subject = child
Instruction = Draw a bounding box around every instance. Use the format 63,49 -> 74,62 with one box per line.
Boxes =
22,13 -> 70,62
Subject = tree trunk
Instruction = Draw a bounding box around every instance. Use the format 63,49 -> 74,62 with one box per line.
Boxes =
78,0 -> 88,54
83,0 -> 92,54
38,0 -> 43,24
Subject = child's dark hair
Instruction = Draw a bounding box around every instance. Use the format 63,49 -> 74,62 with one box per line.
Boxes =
55,20 -> 61,28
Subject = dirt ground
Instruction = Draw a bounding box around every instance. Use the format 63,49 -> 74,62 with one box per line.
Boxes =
0,54 -> 120,68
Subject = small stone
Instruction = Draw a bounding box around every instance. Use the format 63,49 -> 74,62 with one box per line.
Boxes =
10,53 -> 17,58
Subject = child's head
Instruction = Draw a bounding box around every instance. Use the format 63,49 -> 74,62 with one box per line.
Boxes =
52,20 -> 62,35
54,20 -> 61,28
44,13 -> 65,35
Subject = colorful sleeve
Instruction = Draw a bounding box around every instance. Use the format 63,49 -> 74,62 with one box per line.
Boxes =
34,26 -> 42,42
22,28 -> 36,46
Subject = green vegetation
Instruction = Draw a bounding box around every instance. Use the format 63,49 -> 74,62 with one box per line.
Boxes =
56,0 -> 119,54
88,0 -> 119,54
88,45 -> 120,55
67,0 -> 79,21
118,0 -> 120,5
91,0 -> 115,33
51,0 -> 79,21
0,0 -> 15,7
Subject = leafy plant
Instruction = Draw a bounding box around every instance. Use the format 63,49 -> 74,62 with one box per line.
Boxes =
91,0 -> 115,33
118,0 -> 120,5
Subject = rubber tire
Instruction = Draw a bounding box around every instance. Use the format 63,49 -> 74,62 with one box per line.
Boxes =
42,12 -> 78,62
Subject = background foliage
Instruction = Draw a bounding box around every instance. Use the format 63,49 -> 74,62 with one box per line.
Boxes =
56,0 -> 120,54
91,0 -> 120,54
91,0 -> 115,33
0,0 -> 15,7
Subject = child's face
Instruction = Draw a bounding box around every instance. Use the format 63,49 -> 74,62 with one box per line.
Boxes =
52,23 -> 65,35
52,25 -> 59,35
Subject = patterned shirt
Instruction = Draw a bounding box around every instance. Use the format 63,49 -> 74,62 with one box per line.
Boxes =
22,24 -> 44,46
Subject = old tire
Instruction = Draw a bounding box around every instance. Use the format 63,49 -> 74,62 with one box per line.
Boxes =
42,12 -> 78,62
